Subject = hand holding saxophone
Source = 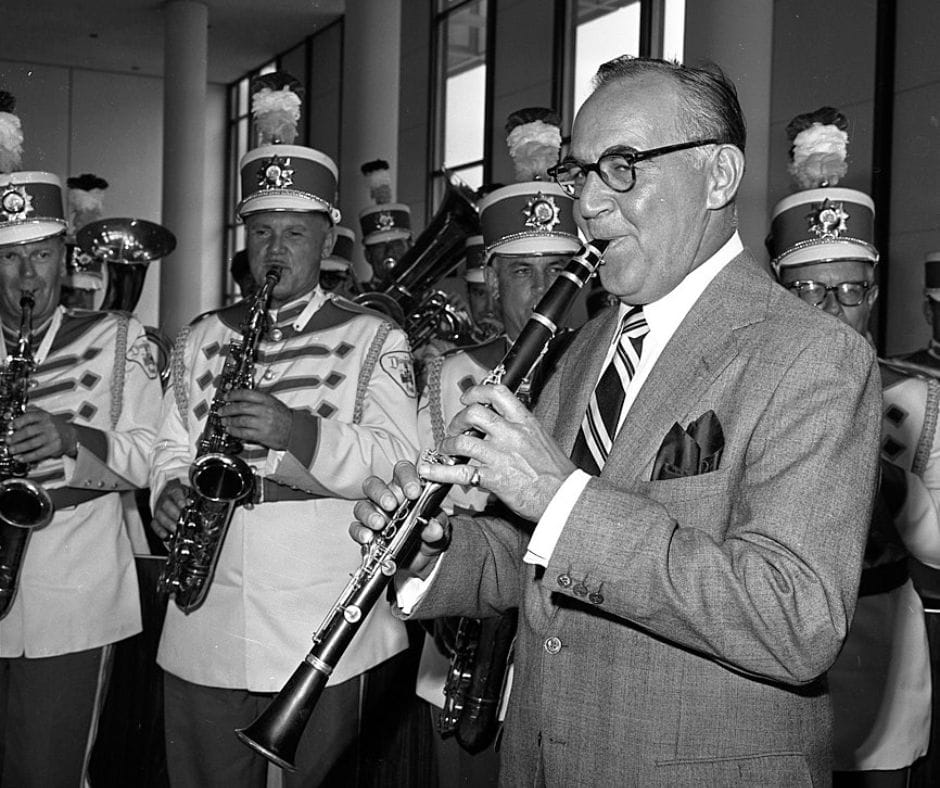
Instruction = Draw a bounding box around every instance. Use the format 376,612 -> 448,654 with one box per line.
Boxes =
418,383 -> 576,522
7,407 -> 78,462
218,389 -> 292,451
152,478 -> 189,540
351,461 -> 452,580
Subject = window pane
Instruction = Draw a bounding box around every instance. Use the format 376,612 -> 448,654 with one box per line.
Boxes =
451,164 -> 483,191
573,0 -> 641,114
662,0 -> 685,63
238,77 -> 249,116
440,0 -> 487,171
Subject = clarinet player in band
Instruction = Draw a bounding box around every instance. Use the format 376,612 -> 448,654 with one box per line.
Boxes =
0,159 -> 163,781
352,57 -> 882,785
149,77 -> 419,786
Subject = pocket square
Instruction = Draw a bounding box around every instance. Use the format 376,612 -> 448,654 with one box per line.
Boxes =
651,410 -> 724,481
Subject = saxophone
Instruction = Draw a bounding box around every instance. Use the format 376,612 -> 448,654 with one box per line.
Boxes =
0,291 -> 55,620
158,268 -> 281,613
236,240 -> 609,771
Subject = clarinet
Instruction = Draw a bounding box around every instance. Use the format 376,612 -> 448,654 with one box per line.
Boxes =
236,239 -> 609,770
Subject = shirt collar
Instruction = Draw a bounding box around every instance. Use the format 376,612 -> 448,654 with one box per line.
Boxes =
627,232 -> 743,337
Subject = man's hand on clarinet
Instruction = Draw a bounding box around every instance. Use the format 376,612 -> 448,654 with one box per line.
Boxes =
420,383 -> 576,522
351,460 -> 452,579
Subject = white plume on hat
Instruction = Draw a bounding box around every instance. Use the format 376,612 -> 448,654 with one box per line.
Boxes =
504,107 -> 562,182
786,106 -> 849,190
361,159 -> 393,205
0,91 -> 24,174
251,72 -> 303,146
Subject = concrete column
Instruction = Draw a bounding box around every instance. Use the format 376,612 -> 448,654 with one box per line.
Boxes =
683,1 -> 774,262
340,0 -> 402,283
160,0 -> 208,337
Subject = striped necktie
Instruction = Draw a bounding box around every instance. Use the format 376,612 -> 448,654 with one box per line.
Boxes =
570,307 -> 649,474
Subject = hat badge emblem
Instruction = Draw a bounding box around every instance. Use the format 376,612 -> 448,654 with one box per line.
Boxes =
0,185 -> 33,222
257,155 -> 295,190
522,192 -> 561,232
376,212 -> 396,231
807,198 -> 849,239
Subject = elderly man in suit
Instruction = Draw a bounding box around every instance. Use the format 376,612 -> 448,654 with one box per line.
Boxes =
353,56 -> 882,785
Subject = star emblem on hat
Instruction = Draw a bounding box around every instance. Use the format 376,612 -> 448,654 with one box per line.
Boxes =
0,185 -> 33,222
257,155 -> 295,190
522,192 -> 561,232
807,199 -> 849,239
376,212 -> 396,231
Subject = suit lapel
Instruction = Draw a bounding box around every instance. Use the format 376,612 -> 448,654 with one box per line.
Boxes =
603,251 -> 772,480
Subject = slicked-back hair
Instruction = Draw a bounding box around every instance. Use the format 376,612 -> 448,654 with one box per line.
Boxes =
593,56 -> 746,154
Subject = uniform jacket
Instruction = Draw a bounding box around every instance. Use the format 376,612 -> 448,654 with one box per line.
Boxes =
152,289 -> 419,691
411,251 -> 882,787
0,308 -> 162,657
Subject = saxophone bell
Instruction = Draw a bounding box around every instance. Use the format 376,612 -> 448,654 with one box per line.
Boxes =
189,452 -> 255,504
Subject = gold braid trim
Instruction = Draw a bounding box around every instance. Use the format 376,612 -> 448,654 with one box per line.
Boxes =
110,313 -> 129,429
171,324 -> 193,432
427,355 -> 446,448
353,321 -> 394,426
914,378 -> 940,477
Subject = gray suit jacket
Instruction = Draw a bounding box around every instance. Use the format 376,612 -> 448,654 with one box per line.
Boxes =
413,251 -> 882,787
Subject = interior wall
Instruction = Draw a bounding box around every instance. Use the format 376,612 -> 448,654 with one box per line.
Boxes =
0,60 -> 225,329
887,0 -> 940,355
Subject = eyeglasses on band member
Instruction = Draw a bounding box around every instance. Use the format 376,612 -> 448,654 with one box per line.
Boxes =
547,139 -> 719,198
786,280 -> 874,308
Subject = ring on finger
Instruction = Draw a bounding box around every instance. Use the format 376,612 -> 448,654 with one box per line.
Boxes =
469,467 -> 481,486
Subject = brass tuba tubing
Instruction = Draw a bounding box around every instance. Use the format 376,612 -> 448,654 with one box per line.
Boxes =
236,239 -> 610,769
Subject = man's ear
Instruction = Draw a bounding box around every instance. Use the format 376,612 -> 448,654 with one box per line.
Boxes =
867,283 -> 880,308
320,225 -> 336,260
705,144 -> 745,211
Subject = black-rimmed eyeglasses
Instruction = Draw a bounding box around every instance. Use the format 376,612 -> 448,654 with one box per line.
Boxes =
786,280 -> 873,308
547,139 -> 719,198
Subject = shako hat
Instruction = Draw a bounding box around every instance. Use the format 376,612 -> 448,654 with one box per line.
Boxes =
481,106 -> 579,259
463,235 -> 486,283
236,71 -> 340,223
924,252 -> 940,301
321,225 -> 354,272
768,106 -> 877,271
358,159 -> 411,244
0,91 -> 67,246
358,202 -> 411,245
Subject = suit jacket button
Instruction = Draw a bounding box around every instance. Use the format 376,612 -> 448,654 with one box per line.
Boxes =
572,583 -> 587,596
544,636 -> 562,655
557,574 -> 571,588
588,592 -> 604,605
270,328 -> 283,342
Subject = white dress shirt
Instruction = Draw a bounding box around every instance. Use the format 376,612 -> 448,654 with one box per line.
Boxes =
523,232 -> 743,565
399,233 -> 743,609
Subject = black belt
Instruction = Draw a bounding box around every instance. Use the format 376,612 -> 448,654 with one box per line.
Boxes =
251,477 -> 323,504
859,560 -> 909,597
48,486 -> 111,509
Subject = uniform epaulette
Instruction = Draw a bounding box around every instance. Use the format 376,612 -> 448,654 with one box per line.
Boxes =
329,294 -> 397,321
197,300 -> 249,332
303,297 -> 398,333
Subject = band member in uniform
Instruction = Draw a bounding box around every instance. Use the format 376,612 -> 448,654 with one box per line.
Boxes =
60,173 -> 108,310
891,252 -> 940,378
319,225 -> 359,298
0,102 -> 162,787
415,110 -> 579,786
463,234 -> 504,343
150,78 -> 419,786
359,159 -> 413,290
771,107 -> 940,787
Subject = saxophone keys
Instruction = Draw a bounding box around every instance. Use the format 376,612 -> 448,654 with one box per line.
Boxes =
343,605 -> 362,623
380,558 -> 397,576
